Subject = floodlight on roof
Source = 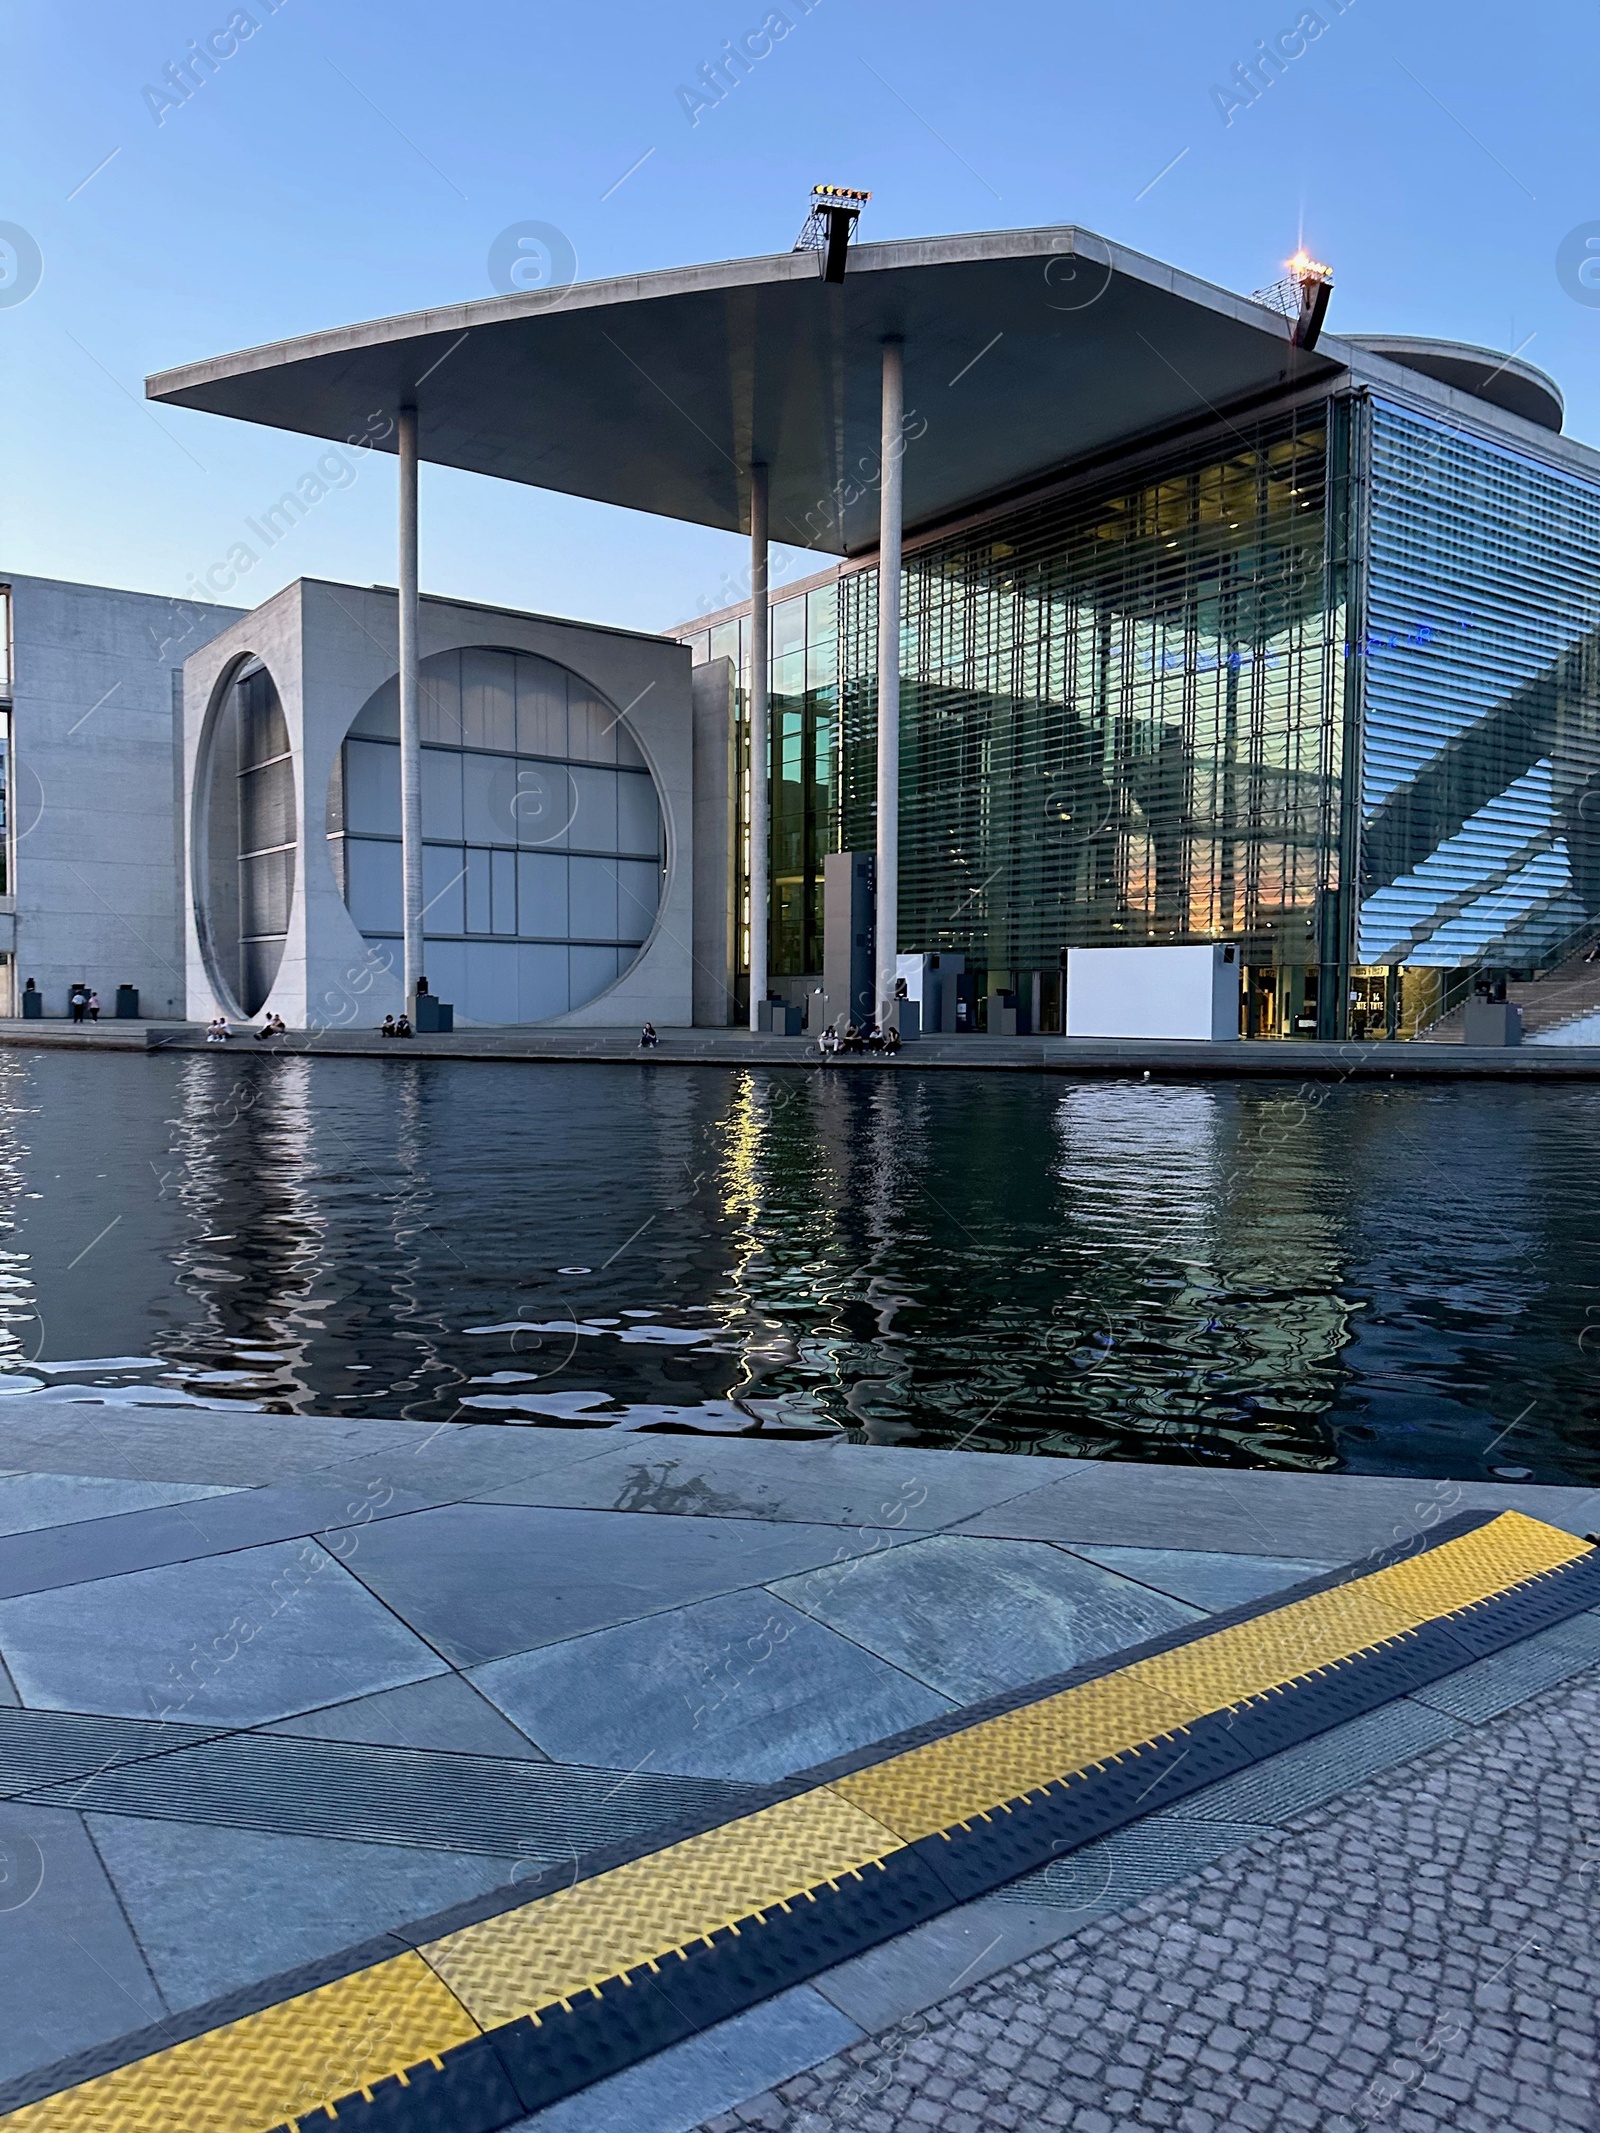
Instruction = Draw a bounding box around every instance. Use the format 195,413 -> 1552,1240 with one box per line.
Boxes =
794,185 -> 871,284
1252,249 -> 1334,352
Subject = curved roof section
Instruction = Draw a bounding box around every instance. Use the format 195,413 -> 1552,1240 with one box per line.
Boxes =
145,227 -> 1342,557
1345,334 -> 1564,433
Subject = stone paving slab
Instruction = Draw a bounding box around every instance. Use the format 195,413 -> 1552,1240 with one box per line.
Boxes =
261,1670 -> 551,1759
769,1533 -> 1202,1703
0,1800 -> 168,2085
84,1810 -> 516,2012
959,1460 -> 1600,1557
469,1586 -> 952,1781
0,1476 -> 458,1600
1062,1543 -> 1335,1611
335,1500 -> 919,1668
0,1395 -> 436,1486
0,1470 -> 238,1537
478,1439 -> 1069,1532
0,1537 -> 449,1723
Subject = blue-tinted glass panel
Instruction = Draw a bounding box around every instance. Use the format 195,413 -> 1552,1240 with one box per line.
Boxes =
1357,399 -> 1600,972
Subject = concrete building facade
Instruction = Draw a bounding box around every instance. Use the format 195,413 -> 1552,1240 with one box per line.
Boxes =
0,570 -> 731,1031
180,580 -> 707,1030
0,574 -> 241,1018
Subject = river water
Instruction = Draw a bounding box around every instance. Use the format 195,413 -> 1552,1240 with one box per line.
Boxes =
1,1050 -> 1597,1484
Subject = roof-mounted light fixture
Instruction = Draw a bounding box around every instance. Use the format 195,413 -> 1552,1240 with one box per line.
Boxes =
794,185 -> 871,284
1252,249 -> 1334,351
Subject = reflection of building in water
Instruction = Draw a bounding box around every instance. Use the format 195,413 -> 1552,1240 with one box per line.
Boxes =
161,1055 -> 480,1411
1055,1084 -> 1224,1268
0,1057 -> 36,1368
161,1055 -> 327,1402
1053,1084 -> 1357,1463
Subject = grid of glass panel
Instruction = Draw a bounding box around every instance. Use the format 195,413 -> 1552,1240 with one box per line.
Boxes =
1356,399 -> 1600,971
683,582 -> 839,977
329,647 -> 663,1024
236,664 -> 295,1017
837,404 -> 1346,989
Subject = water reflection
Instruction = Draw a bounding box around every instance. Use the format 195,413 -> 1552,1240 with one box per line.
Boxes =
0,1053 -> 1599,1483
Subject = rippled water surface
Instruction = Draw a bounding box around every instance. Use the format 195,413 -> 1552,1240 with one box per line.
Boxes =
2,1051 -> 1599,1483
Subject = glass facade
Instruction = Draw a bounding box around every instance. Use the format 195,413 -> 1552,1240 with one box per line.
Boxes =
689,406 -> 1346,1031
840,405 -> 1345,1029
685,584 -> 840,980
329,647 -> 663,1024
682,386 -> 1600,1035
1355,399 -> 1600,974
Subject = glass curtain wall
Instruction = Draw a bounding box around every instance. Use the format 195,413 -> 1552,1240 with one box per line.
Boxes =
838,402 -> 1347,1030
685,585 -> 840,983
684,407 -> 1346,1027
1355,398 -> 1600,980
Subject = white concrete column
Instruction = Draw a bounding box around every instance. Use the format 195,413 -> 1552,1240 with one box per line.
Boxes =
747,462 -> 770,1030
397,406 -> 424,1007
876,339 -> 904,1022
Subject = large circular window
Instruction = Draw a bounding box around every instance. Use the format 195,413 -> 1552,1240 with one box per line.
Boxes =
327,647 -> 664,1023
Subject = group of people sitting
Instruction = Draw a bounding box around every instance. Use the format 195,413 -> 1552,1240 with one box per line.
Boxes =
817,1022 -> 902,1056
205,1012 -> 288,1043
379,1014 -> 415,1039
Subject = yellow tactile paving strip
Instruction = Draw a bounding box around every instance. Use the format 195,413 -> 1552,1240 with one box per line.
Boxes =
0,1952 -> 479,2133
5,1510 -> 1586,2133
833,1511 -> 1589,1840
422,1787 -> 904,2029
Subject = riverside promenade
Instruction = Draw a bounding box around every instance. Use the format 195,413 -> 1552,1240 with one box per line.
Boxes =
6,1019 -> 1600,1080
0,1386 -> 1596,2129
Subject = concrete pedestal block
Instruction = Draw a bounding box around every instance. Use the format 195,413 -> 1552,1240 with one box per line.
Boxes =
1463,1000 -> 1522,1047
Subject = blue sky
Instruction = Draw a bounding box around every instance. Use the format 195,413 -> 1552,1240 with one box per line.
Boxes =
1,0 -> 1593,633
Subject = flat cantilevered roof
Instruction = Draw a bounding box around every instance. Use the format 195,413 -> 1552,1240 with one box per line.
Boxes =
146,225 -> 1345,557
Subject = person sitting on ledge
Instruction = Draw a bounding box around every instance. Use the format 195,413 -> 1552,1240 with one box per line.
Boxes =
255,1013 -> 286,1041
394,1013 -> 413,1038
380,1015 -> 397,1038
639,1023 -> 659,1048
205,1016 -> 231,1043
818,1023 -> 838,1056
840,1023 -> 862,1053
882,1025 -> 902,1054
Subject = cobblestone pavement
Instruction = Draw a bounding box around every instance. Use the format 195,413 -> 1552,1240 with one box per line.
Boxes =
702,1670 -> 1600,2133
